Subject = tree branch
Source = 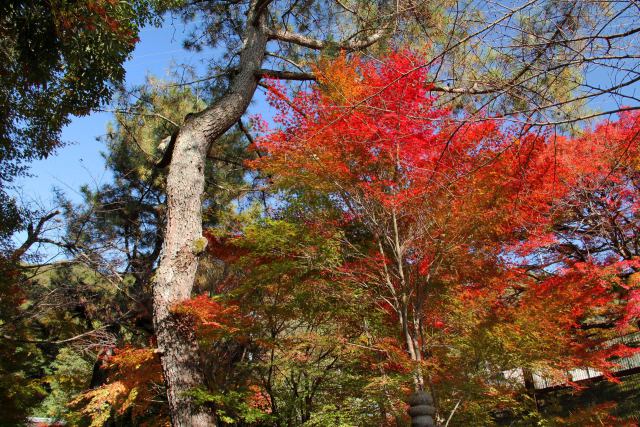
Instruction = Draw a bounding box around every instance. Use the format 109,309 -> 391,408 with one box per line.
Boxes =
1,323 -> 114,346
267,25 -> 388,51
257,68 -> 317,81
10,211 -> 60,262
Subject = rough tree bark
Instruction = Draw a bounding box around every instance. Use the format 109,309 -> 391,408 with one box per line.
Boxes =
152,3 -> 268,425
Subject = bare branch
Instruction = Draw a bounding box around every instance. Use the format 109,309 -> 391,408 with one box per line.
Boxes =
1,322 -> 114,346
11,210 -> 60,262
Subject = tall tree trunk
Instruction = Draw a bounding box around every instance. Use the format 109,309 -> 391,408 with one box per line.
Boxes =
153,4 -> 268,425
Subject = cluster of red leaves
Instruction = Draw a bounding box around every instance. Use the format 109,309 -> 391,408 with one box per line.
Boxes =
506,261 -> 640,379
172,294 -> 246,340
246,384 -> 272,413
254,51 -> 453,209
369,337 -> 413,374
71,346 -> 167,425
54,0 -> 139,46
203,230 -> 248,264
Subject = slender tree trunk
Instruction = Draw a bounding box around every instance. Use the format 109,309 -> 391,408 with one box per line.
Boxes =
153,4 -> 268,425
153,120 -> 216,426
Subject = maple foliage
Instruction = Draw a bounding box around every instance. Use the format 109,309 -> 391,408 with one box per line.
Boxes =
254,49 -> 560,355
172,294 -> 244,338
177,217 -> 413,425
417,108 -> 640,422
70,346 -> 168,426
251,50 -> 640,423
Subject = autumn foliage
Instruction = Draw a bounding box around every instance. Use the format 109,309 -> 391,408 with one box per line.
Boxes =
248,50 -> 640,422
71,347 -> 167,426
172,294 -> 244,338
75,51 -> 640,425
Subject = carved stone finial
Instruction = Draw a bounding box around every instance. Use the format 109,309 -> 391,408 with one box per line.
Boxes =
407,391 -> 435,427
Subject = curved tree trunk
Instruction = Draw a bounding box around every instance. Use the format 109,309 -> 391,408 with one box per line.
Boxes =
153,4 -> 268,425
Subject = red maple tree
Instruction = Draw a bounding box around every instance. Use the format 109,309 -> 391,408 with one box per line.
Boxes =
252,50 -> 640,410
